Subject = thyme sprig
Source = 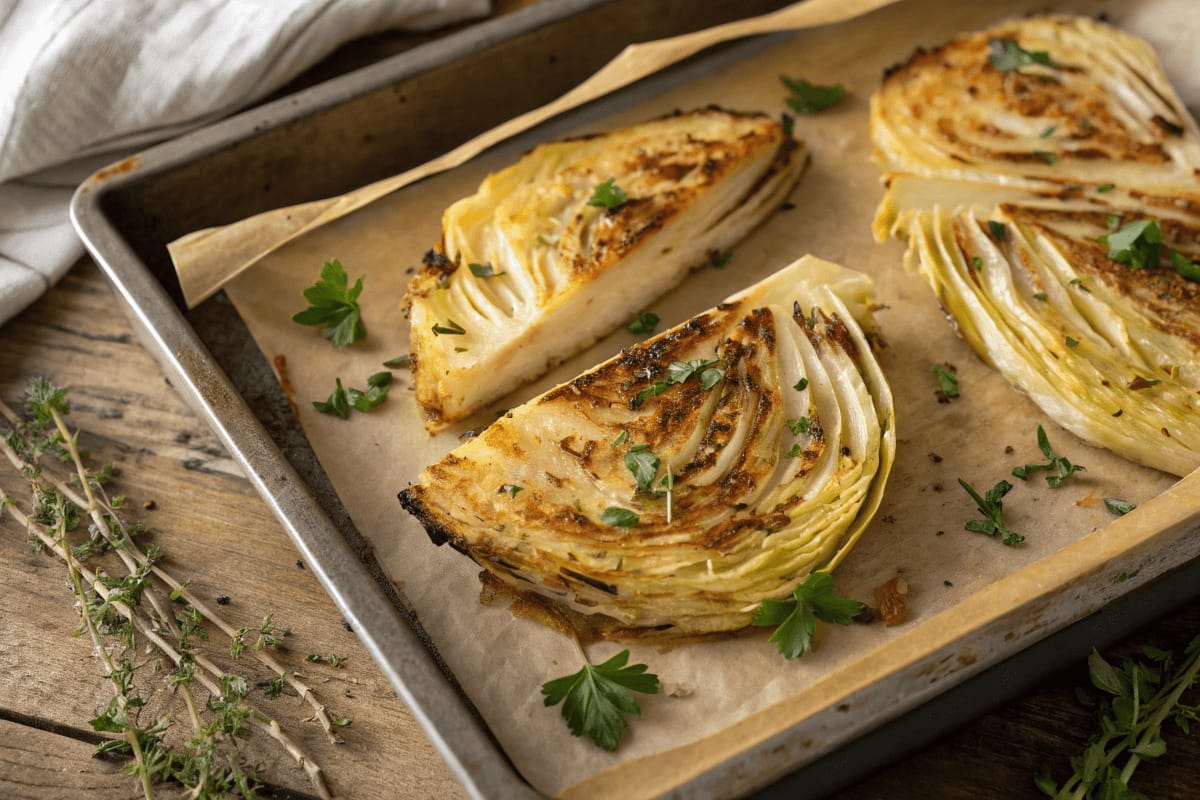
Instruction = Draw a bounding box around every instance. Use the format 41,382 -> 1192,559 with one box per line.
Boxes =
1,379 -> 345,798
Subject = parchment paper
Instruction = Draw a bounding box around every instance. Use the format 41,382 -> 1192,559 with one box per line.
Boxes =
173,0 -> 1191,795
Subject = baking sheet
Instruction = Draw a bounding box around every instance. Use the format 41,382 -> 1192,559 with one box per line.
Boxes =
192,0 -> 1192,795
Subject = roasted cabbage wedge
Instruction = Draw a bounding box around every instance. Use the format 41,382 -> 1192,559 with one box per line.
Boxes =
872,15 -> 1200,476
409,107 -> 806,433
399,256 -> 895,637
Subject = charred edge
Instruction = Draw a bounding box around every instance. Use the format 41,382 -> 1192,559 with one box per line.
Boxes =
1151,114 -> 1184,138
422,248 -> 454,272
397,488 -> 454,547
561,568 -> 619,596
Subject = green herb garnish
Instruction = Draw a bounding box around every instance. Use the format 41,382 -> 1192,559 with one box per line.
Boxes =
587,178 -> 628,210
1097,183 -> 1115,193
1040,125 -> 1057,138
541,649 -> 660,751
292,259 -> 366,347
468,262 -> 504,278
781,112 -> 795,136
794,377 -> 809,392
382,355 -> 411,368
313,372 -> 392,418
784,443 -> 803,459
971,256 -> 983,271
1100,219 -> 1162,270
933,363 -> 960,398
1065,336 -> 1079,348
988,220 -> 1007,240
780,75 -> 845,114
1033,292 -> 1048,301
627,311 -> 660,335
1034,150 -> 1057,165
611,430 -> 627,448
498,484 -> 523,498
432,319 -> 467,336
1104,498 -> 1136,516
786,418 -> 811,436
1011,424 -> 1085,487
624,445 -> 661,494
633,358 -> 724,407
751,571 -> 863,659
601,507 -> 639,527
1168,249 -> 1200,282
987,38 -> 1055,72
959,478 -> 1025,546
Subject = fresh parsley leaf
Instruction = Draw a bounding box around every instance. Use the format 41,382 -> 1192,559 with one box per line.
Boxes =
1097,183 -> 1115,193
794,377 -> 809,391
988,220 -> 1007,241
541,649 -> 660,751
751,572 -> 862,659
700,367 -> 725,390
627,311 -> 660,335
468,262 -> 504,278
313,378 -> 351,419
432,319 -> 466,336
971,256 -> 983,271
780,75 -> 845,114
1011,425 -> 1085,488
498,484 -> 523,498
1104,498 -> 1136,516
933,363 -> 959,398
632,382 -> 669,409
784,443 -> 803,459
781,111 -> 795,136
1033,292 -> 1048,301
587,178 -> 628,210
625,445 -> 661,493
958,478 -> 1024,546
1168,249 -> 1200,282
611,430 -> 627,448
1106,213 -> 1123,230
1099,219 -> 1162,270
313,372 -> 391,418
633,358 -> 722,407
786,418 -> 811,436
987,37 -> 1055,72
292,259 -> 366,348
601,507 -> 639,527
666,358 -> 718,384
382,355 -> 411,368
1065,336 -> 1079,348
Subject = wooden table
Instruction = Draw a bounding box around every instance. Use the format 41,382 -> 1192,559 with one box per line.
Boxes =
4,11 -> 1200,800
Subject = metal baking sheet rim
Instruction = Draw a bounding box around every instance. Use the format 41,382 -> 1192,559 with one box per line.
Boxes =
67,8 -> 1200,800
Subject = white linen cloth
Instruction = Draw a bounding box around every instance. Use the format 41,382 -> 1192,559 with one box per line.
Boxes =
0,0 -> 489,326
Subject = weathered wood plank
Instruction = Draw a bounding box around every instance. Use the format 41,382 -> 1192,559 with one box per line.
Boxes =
0,262 -> 463,799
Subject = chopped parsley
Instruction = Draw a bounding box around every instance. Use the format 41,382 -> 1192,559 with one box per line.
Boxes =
1104,498 -> 1136,516
987,37 -> 1055,72
784,443 -> 803,459
786,418 -> 811,436
292,259 -> 366,348
313,372 -> 392,419
1099,219 -> 1162,270
933,363 -> 959,398
498,484 -> 523,498
1168,249 -> 1200,282
382,355 -> 411,368
587,178 -> 628,210
1012,424 -> 1085,487
627,311 -> 660,335
541,649 -> 659,751
988,220 -> 1007,241
1096,183 -> 1115,193
1032,292 -> 1048,301
1040,125 -> 1057,138
709,249 -> 733,268
751,571 -> 863,659
601,507 -> 639,527
1034,150 -> 1057,165
971,256 -> 983,271
1065,336 -> 1079,348
611,430 -> 627,448
794,377 -> 809,392
781,111 -> 795,136
780,75 -> 845,114
624,445 -> 661,494
468,262 -> 504,278
958,478 -> 1024,546
1105,214 -> 1123,230
633,358 -> 724,407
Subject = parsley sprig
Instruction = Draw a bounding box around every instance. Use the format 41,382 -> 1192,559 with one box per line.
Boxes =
633,358 -> 725,408
752,572 -> 863,659
987,38 -> 1055,72
780,75 -> 845,114
933,362 -> 960,399
1101,219 -> 1162,270
587,177 -> 628,210
313,371 -> 392,419
1012,425 -> 1085,487
541,649 -> 660,751
1036,640 -> 1200,799
958,478 -> 1025,546
292,259 -> 366,348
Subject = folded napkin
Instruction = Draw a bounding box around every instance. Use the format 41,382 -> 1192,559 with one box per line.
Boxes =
0,0 -> 489,327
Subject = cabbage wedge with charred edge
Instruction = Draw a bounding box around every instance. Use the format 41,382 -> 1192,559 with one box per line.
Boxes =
872,15 -> 1200,477
408,106 -> 807,434
399,256 -> 895,637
